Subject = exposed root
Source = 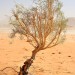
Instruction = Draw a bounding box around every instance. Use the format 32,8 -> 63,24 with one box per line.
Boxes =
0,67 -> 18,75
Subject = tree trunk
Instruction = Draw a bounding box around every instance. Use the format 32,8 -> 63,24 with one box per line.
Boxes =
18,47 -> 40,75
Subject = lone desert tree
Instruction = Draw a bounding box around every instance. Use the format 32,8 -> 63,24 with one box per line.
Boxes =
10,0 -> 67,75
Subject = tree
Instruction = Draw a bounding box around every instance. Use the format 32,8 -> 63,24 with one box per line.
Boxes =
10,0 -> 67,75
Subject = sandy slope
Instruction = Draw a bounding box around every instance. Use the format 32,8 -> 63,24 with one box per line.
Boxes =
0,33 -> 75,75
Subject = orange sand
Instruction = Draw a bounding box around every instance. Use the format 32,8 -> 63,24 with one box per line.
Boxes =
0,33 -> 75,75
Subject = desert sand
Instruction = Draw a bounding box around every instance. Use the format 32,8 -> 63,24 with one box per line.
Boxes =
0,32 -> 75,75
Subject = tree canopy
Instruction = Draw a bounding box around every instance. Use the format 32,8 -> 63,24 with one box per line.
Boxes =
10,0 -> 67,50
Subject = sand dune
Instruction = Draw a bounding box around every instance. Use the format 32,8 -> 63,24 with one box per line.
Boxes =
0,33 -> 75,75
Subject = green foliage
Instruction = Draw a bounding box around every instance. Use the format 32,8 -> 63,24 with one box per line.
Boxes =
10,0 -> 67,49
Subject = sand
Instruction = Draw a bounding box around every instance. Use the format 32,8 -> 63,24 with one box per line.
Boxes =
0,32 -> 75,75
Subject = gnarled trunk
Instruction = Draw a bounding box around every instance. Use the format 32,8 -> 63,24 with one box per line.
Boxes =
18,47 -> 40,75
